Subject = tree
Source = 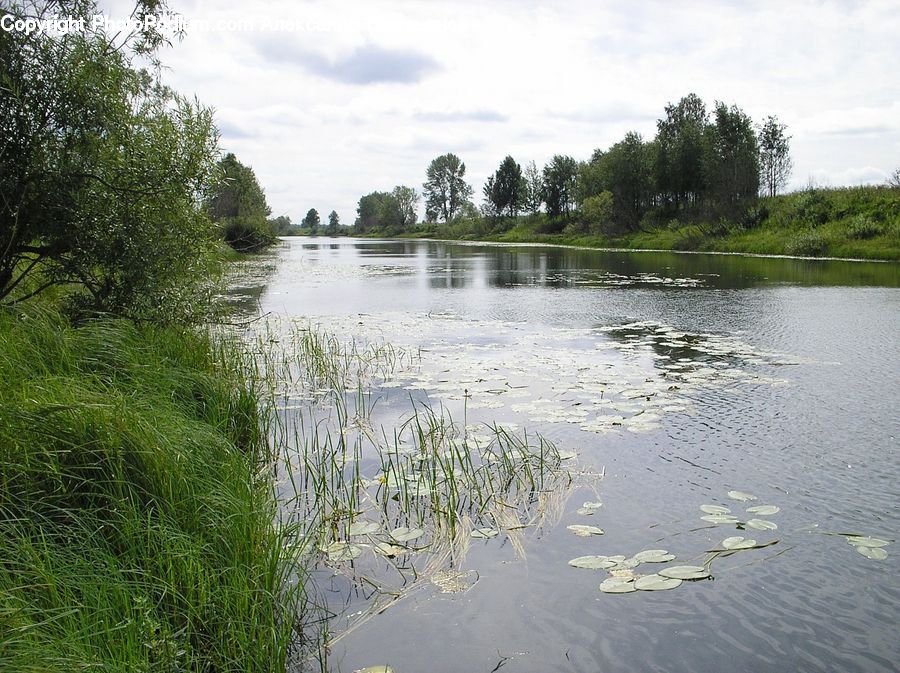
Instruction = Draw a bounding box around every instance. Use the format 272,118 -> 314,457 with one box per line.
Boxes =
0,0 -> 222,320
481,176 -> 500,218
581,192 -> 615,234
757,116 -> 793,198
301,208 -> 321,231
355,191 -> 404,233
522,160 -> 543,215
655,93 -> 709,208
704,103 -> 759,213
268,215 -> 295,235
391,186 -> 419,227
205,153 -> 274,249
888,168 -> 900,189
423,153 -> 474,222
590,133 -> 654,228
542,155 -> 578,218
485,156 -> 525,218
326,210 -> 341,234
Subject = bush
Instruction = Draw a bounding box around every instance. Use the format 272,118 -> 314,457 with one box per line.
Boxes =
581,192 -> 616,235
221,216 -> 277,251
786,231 -> 828,256
846,215 -> 884,240
740,204 -> 770,229
794,189 -> 833,226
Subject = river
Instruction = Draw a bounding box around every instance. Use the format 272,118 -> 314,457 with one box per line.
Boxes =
230,237 -> 899,673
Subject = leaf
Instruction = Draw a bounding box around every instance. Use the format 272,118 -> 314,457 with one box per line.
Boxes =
322,541 -> 363,562
845,536 -> 890,548
471,527 -> 498,539
722,536 -> 757,550
576,507 -> 596,516
348,521 -> 380,536
632,549 -> 676,563
373,542 -> 407,557
569,555 -> 616,569
390,526 -> 424,543
746,505 -> 780,515
727,490 -> 758,502
746,518 -> 777,531
353,667 -> 394,673
634,574 -> 682,591
701,514 -> 739,524
581,501 -> 603,509
567,524 -> 605,537
856,546 -> 888,560
599,577 -> 636,593
658,565 -> 710,580
700,504 -> 731,515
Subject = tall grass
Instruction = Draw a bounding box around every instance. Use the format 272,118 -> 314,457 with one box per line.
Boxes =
0,307 -> 303,672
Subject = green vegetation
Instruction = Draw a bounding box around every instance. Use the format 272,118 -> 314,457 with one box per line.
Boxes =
0,307 -> 301,671
204,153 -> 277,252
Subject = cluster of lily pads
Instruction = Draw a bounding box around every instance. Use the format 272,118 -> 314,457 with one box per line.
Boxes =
320,523 -> 426,563
565,489 -> 785,595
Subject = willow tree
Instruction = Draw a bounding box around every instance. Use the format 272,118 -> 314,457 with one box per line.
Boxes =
0,0 -> 221,321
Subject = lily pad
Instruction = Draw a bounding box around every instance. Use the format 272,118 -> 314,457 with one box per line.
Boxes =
845,536 -> 890,548
390,526 -> 424,543
727,490 -> 758,502
576,507 -> 597,516
722,536 -> 757,550
746,505 -> 780,516
634,574 -> 682,591
701,514 -> 740,524
746,519 -> 778,531
632,549 -> 676,563
348,521 -> 380,536
567,524 -> 605,537
658,565 -> 710,580
373,542 -> 407,557
581,501 -> 603,509
700,504 -> 731,515
322,541 -> 363,562
855,546 -> 888,560
569,555 -> 616,569
353,667 -> 393,673
599,577 -> 636,593
471,527 -> 499,539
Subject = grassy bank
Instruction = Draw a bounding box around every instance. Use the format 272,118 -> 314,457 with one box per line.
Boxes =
397,186 -> 900,261
0,308 -> 300,671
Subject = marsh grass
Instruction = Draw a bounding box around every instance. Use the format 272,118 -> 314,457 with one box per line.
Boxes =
0,307 -> 304,671
255,322 -> 577,655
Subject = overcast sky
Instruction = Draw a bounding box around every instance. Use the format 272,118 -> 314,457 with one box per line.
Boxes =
106,0 -> 900,223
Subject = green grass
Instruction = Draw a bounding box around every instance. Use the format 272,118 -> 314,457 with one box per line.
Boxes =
397,186 -> 900,261
0,307 -> 302,672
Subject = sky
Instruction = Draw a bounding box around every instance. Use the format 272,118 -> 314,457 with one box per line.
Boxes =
104,0 -> 900,223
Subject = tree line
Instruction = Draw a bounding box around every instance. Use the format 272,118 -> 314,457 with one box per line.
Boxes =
332,94 -> 794,237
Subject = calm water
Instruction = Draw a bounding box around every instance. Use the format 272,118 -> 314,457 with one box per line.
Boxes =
233,238 -> 899,673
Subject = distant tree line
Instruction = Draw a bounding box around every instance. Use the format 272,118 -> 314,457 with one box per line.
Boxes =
344,93 -> 796,237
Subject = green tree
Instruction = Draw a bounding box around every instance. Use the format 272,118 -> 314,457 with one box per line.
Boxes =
757,115 -> 792,198
581,191 -> 615,234
355,191 -> 404,233
588,133 -> 654,228
704,102 -> 759,213
423,153 -> 474,222
542,155 -> 578,218
301,208 -> 321,231
486,156 -> 525,218
655,93 -> 709,209
326,210 -> 341,234
205,153 -> 274,249
522,160 -> 543,215
391,185 -> 420,227
0,0 -> 221,320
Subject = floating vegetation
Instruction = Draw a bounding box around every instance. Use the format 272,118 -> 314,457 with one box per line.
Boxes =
722,536 -> 757,550
746,518 -> 778,531
567,524 -> 605,537
658,566 -> 711,580
727,490 -> 758,502
599,577 -> 636,594
844,535 -> 892,560
569,556 -> 617,569
746,505 -> 780,515
700,504 -> 731,515
701,514 -> 740,524
634,574 -> 682,591
632,549 -> 676,563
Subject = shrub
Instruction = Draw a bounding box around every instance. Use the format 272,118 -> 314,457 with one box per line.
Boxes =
846,215 -> 884,240
786,231 -> 828,256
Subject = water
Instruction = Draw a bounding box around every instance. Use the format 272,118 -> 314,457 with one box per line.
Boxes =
232,238 -> 899,673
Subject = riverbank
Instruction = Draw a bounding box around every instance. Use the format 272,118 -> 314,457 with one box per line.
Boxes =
395,187 -> 900,262
0,307 -> 300,671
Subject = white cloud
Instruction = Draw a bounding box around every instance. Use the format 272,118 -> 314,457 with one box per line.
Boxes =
99,0 -> 900,223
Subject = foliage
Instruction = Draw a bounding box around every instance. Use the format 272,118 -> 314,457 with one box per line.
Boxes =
423,153 -> 474,222
786,230 -> 828,256
0,307 -> 301,671
758,115 -> 793,198
205,153 -> 275,251
392,185 -> 420,227
268,214 -> 299,235
523,160 -> 543,215
580,192 -> 615,234
326,209 -> 341,234
542,154 -> 579,219
355,190 -> 405,234
302,207 -> 321,231
655,93 -> 709,208
704,102 -> 760,216
0,0 -> 223,321
585,133 -> 655,228
486,156 -> 525,218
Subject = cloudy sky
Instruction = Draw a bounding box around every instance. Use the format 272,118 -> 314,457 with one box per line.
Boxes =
106,0 -> 899,223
